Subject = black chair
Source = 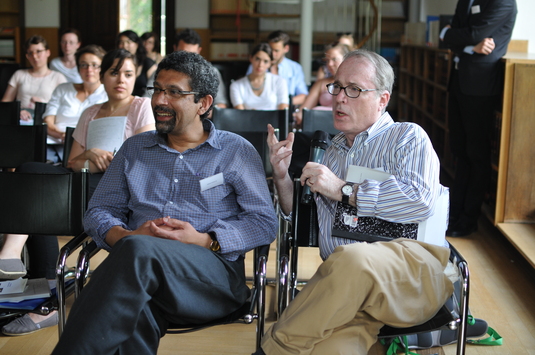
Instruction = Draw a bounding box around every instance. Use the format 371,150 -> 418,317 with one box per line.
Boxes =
211,107 -> 289,140
62,126 -> 76,168
33,102 -> 47,125
301,108 -> 339,136
0,124 -> 47,169
0,63 -> 19,99
74,240 -> 270,349
0,100 -> 21,126
277,178 -> 470,355
0,170 -> 91,337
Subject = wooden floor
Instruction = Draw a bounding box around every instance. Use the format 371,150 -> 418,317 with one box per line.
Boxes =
1,216 -> 535,354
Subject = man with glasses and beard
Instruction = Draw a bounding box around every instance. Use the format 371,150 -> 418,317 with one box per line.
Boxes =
52,51 -> 277,355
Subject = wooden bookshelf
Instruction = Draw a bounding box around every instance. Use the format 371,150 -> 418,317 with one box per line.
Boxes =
398,45 -> 453,176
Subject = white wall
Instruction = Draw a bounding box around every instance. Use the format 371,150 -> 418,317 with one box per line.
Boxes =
25,0 -> 60,27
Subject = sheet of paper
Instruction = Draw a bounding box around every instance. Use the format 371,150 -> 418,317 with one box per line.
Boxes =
0,278 -> 51,303
86,116 -> 127,153
346,165 -> 391,184
0,278 -> 27,295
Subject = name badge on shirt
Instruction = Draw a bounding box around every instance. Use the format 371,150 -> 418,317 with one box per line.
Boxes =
200,173 -> 224,192
471,5 -> 481,14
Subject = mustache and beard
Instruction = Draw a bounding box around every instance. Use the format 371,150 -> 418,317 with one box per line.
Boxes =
154,106 -> 176,134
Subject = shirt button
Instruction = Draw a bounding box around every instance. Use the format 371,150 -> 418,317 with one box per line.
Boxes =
350,153 -> 355,158
174,179 -> 178,183
169,201 -> 174,205
179,155 -> 184,159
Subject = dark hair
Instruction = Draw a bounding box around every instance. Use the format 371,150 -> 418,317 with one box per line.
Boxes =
25,35 -> 49,52
155,51 -> 219,119
267,30 -> 290,46
60,28 -> 82,43
250,43 -> 273,61
141,32 -> 160,53
99,48 -> 137,81
174,28 -> 201,47
116,30 -> 146,67
75,44 -> 106,70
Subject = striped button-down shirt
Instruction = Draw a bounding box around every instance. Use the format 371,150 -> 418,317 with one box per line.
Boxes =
84,120 -> 278,261
317,112 -> 447,259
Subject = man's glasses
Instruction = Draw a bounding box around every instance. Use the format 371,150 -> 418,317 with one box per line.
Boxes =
79,63 -> 101,70
326,83 -> 378,99
146,87 -> 199,100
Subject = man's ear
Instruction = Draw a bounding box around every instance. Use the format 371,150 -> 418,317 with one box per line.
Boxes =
198,95 -> 214,116
283,44 -> 290,54
379,91 -> 390,112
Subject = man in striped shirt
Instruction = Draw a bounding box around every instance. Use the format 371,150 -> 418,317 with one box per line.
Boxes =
256,50 -> 454,354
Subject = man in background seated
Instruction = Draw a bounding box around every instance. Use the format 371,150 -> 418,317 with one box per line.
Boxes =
52,51 -> 277,354
174,28 -> 228,109
255,49 -> 453,354
247,30 -> 309,106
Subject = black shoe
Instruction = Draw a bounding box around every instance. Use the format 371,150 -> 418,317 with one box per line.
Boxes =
446,220 -> 477,237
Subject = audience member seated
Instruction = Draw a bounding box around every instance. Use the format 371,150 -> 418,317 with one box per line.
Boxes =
173,28 -> 228,108
294,42 -> 350,127
50,50 -> 277,354
1,35 -> 67,122
0,48 -> 155,337
230,43 -> 289,111
45,44 -> 108,163
141,31 -> 163,64
49,28 -> 83,83
253,49 -> 453,355
246,30 -> 308,106
316,33 -> 356,80
117,30 -> 156,97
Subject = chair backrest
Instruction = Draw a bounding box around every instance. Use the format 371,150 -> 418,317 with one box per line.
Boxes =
0,171 -> 89,236
292,178 -> 320,248
301,108 -> 339,136
62,126 -> 76,168
0,101 -> 21,126
0,124 -> 47,168
33,102 -> 47,125
211,107 -> 289,139
233,131 -> 272,177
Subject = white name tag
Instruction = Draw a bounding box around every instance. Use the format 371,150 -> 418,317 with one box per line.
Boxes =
200,173 -> 224,192
471,5 -> 481,14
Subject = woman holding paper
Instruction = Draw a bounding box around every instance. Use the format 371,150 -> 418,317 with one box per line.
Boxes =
67,48 -> 154,176
0,49 -> 154,337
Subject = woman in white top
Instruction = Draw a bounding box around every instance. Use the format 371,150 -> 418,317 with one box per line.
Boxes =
1,35 -> 66,122
45,44 -> 108,162
0,49 -> 155,336
230,43 -> 289,111
49,28 -> 83,83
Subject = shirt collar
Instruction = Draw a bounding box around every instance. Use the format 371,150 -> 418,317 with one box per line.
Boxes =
144,119 -> 222,152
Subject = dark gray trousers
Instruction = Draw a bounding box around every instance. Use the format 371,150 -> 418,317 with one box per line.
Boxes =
52,235 -> 249,355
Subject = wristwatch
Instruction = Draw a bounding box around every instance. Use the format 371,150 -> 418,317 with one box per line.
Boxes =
208,231 -> 221,252
341,183 -> 354,205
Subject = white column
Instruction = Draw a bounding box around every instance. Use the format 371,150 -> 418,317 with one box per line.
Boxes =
300,0 -> 314,85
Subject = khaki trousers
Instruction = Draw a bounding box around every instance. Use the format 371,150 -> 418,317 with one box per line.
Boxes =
262,239 -> 454,355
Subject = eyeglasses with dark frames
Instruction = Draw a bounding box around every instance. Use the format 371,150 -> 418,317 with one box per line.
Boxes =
146,87 -> 199,100
79,63 -> 101,70
326,83 -> 379,99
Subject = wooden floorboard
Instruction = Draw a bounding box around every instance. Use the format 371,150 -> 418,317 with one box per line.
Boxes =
1,215 -> 534,354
